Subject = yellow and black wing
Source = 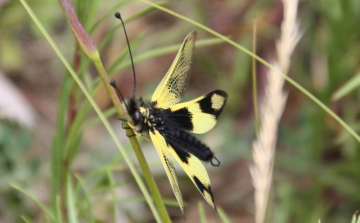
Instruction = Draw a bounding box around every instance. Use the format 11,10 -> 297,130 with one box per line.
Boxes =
167,142 -> 216,209
167,90 -> 228,134
149,129 -> 185,213
151,31 -> 197,109
150,129 -> 217,212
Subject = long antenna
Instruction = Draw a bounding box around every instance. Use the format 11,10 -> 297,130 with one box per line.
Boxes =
114,12 -> 136,99
110,79 -> 130,113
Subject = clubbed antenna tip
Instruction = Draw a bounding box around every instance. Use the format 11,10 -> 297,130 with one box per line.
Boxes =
110,79 -> 131,115
113,11 -> 137,99
114,12 -> 121,20
110,79 -> 116,88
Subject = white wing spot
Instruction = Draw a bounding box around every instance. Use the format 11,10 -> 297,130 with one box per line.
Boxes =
211,94 -> 224,110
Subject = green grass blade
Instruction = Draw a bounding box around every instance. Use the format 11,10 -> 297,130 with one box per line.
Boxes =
74,0 -> 87,24
56,196 -> 63,223
50,72 -> 73,212
84,0 -> 99,30
98,196 -> 179,207
74,176 -> 95,223
352,211 -> 360,223
218,207 -> 232,223
98,4 -> 161,51
198,202 -> 207,223
90,0 -> 131,34
66,175 -> 79,223
332,72 -> 360,101
21,216 -> 33,223
84,107 -> 117,129
98,1 -> 166,51
10,183 -> 56,221
252,16 -> 259,133
107,32 -> 145,74
107,170 -> 118,223
63,102 -> 91,159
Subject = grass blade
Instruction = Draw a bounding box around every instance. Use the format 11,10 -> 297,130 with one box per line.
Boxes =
352,211 -> 359,223
10,183 -> 56,221
89,0 -> 131,34
74,175 -> 95,223
107,32 -> 145,74
218,207 -> 232,223
66,175 -> 78,223
198,202 -> 207,223
332,72 -> 360,101
21,216 -> 33,223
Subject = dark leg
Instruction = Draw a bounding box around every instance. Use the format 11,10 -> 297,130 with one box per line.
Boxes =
126,133 -> 136,138
122,124 -> 131,129
117,116 -> 126,121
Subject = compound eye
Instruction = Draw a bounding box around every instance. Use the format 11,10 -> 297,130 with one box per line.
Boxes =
134,111 -> 141,121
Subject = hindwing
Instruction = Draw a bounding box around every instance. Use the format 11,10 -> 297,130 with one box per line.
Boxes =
149,129 -> 184,213
166,140 -> 216,209
151,128 -> 217,212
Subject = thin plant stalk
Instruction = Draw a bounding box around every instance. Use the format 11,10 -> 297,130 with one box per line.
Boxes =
250,0 -> 301,222
252,14 -> 259,133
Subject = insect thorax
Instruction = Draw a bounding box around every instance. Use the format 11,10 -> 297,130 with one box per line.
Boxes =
122,98 -> 164,135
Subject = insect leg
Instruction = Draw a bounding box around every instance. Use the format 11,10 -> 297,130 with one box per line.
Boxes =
116,116 -> 132,129
121,123 -> 132,129
126,133 -> 136,138
116,116 -> 126,121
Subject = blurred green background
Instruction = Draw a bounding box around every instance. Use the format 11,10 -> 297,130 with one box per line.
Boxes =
0,0 -> 360,222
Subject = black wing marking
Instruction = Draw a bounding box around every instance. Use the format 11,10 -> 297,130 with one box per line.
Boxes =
165,90 -> 228,134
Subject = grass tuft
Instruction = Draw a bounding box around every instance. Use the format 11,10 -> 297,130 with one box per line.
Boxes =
250,0 -> 301,222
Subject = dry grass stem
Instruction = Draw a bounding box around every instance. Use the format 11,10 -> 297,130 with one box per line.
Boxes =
250,0 -> 302,223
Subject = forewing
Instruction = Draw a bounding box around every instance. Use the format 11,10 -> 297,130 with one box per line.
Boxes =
167,142 -> 216,209
149,129 -> 184,213
151,31 -> 197,108
167,90 -> 228,134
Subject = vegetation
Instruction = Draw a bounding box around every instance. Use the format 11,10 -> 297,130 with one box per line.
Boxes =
0,0 -> 359,222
